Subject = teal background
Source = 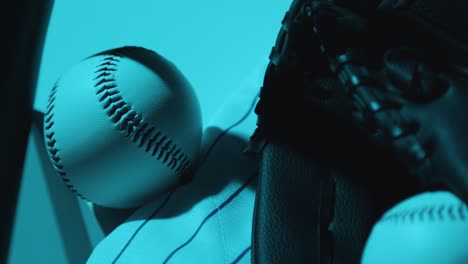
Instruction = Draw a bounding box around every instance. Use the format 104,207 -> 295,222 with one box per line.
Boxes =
33,0 -> 291,124
10,1 -> 290,263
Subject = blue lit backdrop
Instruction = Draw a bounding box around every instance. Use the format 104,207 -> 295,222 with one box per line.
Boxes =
10,1 -> 290,264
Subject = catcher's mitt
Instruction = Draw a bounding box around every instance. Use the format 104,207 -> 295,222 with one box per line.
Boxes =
250,0 -> 468,204
248,1 -> 467,262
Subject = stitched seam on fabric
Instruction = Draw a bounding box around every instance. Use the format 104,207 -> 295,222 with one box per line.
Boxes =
94,54 -> 192,177
378,202 -> 468,223
206,92 -> 261,263
162,93 -> 260,263
44,82 -> 89,201
207,104 -> 261,264
112,90 -> 260,263
213,198 -> 229,264
162,173 -> 257,264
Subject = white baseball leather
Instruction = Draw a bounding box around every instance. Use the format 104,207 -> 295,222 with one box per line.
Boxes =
86,66 -> 262,264
44,46 -> 202,209
362,191 -> 468,264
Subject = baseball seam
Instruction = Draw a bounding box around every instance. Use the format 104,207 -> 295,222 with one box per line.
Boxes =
94,53 -> 191,177
44,51 -> 192,203
378,202 -> 468,223
44,82 -> 90,201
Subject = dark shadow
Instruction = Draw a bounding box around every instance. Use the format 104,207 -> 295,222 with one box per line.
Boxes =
32,110 -> 93,264
159,125 -> 258,219
34,112 -> 259,238
34,91 -> 259,240
1,2 -> 53,262
107,125 -> 259,222
91,205 -> 137,236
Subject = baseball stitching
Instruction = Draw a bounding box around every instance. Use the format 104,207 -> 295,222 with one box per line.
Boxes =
44,51 -> 192,201
377,202 -> 468,224
45,82 -> 89,201
94,53 -> 191,175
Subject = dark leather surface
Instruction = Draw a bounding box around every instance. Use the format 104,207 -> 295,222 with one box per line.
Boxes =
252,141 -> 426,264
331,170 -> 386,263
251,0 -> 464,263
252,142 -> 326,264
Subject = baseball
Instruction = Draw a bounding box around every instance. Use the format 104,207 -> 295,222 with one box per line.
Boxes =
361,191 -> 468,264
43,46 -> 202,209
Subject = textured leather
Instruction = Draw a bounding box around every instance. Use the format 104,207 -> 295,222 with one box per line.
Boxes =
252,143 -> 325,264
253,141 -> 426,264
250,0 -> 466,263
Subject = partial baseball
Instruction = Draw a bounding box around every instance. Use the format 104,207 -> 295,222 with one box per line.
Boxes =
43,46 -> 202,209
361,191 -> 468,264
